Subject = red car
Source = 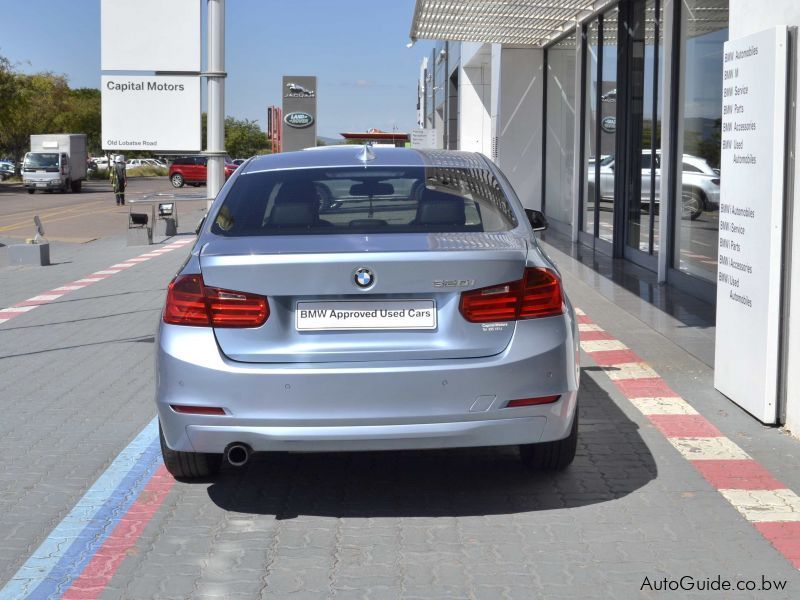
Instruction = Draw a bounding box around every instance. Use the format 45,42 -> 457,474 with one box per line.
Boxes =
169,156 -> 237,188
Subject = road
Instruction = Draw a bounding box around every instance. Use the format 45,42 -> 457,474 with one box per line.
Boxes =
0,178 -> 208,244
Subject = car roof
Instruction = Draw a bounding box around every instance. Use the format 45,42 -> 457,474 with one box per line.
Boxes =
242,147 -> 490,174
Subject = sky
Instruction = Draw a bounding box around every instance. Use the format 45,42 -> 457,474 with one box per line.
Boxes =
0,0 -> 434,139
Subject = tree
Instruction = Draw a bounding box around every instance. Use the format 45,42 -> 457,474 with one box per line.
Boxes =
57,88 -> 101,154
0,70 -> 72,161
224,116 -> 270,158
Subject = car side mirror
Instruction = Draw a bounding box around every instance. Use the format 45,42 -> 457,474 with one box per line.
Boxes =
525,209 -> 548,232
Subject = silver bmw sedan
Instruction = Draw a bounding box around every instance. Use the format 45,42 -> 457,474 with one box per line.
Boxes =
156,146 -> 579,479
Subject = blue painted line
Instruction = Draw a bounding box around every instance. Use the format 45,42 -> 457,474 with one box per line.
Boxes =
0,418 -> 160,600
32,438 -> 161,599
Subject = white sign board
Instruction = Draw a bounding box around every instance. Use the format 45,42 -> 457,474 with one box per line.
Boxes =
410,129 -> 439,149
101,0 -> 200,72
714,27 -> 788,424
101,76 -> 201,151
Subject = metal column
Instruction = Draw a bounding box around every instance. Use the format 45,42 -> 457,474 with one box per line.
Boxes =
206,0 -> 226,209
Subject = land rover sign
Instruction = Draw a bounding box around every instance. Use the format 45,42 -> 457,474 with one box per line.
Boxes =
284,111 -> 314,128
282,75 -> 317,151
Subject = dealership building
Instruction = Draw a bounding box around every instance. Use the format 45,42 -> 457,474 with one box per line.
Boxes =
410,0 -> 800,433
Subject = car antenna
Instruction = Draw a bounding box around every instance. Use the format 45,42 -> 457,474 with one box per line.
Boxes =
357,143 -> 376,163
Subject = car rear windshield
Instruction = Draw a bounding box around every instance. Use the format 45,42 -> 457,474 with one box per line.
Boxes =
210,166 -> 518,236
23,153 -> 59,168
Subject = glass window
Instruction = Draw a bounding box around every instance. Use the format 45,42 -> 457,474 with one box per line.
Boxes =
23,153 -> 59,168
544,33 -> 578,225
674,0 -> 728,281
211,167 -> 517,236
598,9 -> 618,244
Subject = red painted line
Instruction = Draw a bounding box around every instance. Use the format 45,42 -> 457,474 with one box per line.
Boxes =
0,240 -> 194,327
585,348 -> 642,366
614,377 -> 679,399
578,330 -> 615,341
61,465 -> 175,599
692,460 -> 787,491
577,314 -> 593,324
648,414 -> 723,438
753,522 -> 800,569
579,307 -> 800,571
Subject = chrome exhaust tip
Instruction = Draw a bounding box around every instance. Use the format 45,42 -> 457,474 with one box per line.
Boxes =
225,443 -> 251,467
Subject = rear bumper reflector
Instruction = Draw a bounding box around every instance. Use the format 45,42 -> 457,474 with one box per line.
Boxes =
170,405 -> 226,415
505,395 -> 560,408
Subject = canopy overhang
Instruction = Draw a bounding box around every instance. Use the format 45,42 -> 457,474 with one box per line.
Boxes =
409,0 -> 599,48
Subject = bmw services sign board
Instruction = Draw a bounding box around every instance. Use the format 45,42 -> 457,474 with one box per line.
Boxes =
714,27 -> 789,424
282,76 -> 318,152
100,0 -> 201,151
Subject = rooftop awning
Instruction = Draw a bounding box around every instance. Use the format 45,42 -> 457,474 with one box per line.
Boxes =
409,0 -> 597,47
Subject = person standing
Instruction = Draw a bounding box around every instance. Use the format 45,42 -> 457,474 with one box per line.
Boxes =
110,156 -> 127,205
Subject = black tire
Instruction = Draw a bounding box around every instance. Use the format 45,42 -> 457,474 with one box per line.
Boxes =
519,408 -> 578,471
159,423 -> 222,479
71,179 -> 82,193
170,173 -> 185,188
27,189 -> 35,194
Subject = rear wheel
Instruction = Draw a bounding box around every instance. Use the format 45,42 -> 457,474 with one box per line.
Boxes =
159,423 -> 222,479
170,173 -> 185,188
27,189 -> 35,194
519,408 -> 578,471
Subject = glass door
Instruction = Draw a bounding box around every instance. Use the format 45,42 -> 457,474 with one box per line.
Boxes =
581,7 -> 618,254
619,0 -> 663,268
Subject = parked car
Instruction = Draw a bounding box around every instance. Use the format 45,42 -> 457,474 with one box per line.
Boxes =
168,155 -> 237,188
586,151 -> 720,220
156,146 -> 580,479
91,156 -> 110,172
0,161 -> 15,180
232,158 -> 247,166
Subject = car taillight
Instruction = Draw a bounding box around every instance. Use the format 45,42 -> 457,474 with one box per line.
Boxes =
459,267 -> 564,323
163,274 -> 269,327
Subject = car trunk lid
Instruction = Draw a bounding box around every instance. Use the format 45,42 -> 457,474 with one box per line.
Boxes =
199,232 -> 528,363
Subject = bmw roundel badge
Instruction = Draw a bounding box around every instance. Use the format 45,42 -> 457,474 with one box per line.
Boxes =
354,267 -> 374,289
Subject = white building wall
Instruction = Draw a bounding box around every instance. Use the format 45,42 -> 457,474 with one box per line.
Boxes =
458,43 -> 493,155
730,1 -> 800,436
496,47 -> 544,210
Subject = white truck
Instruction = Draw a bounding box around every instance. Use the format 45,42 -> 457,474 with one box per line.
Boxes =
22,134 -> 88,194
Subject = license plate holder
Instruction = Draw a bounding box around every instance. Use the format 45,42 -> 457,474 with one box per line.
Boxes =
296,300 -> 437,331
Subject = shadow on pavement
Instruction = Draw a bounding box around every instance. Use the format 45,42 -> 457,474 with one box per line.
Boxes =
207,371 -> 656,518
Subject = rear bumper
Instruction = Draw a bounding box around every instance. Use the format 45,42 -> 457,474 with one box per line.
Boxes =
156,316 -> 579,453
183,415 -> 558,453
